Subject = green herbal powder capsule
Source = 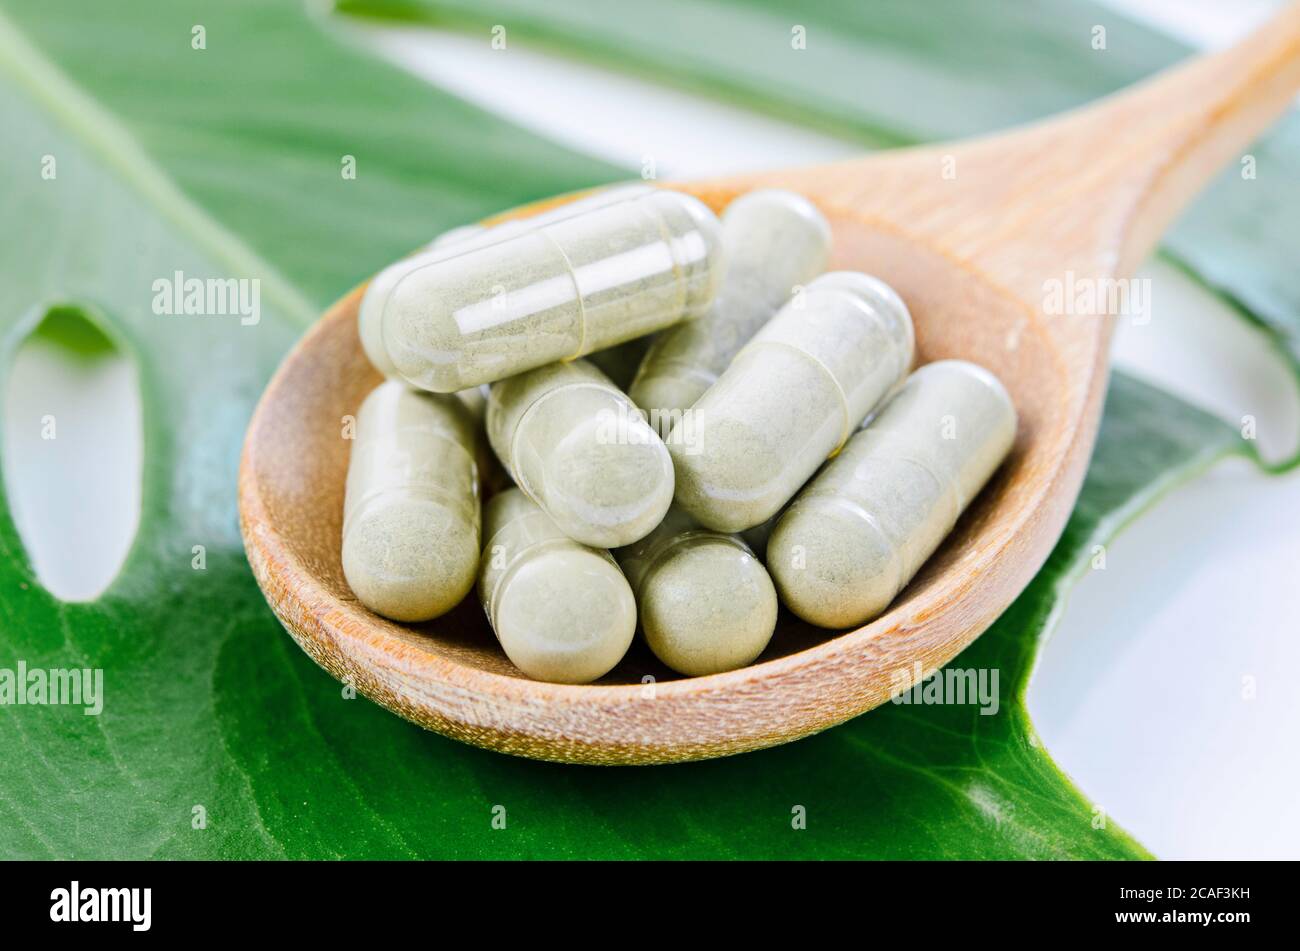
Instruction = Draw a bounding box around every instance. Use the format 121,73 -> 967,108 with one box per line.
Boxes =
341,381 -> 481,621
616,507 -> 777,676
381,188 -> 723,392
358,183 -> 653,379
671,271 -> 914,533
768,359 -> 1016,629
629,188 -> 831,426
487,359 -> 674,548
479,488 -> 636,684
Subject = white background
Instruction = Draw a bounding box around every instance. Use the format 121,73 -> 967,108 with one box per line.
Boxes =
5,0 -> 1296,859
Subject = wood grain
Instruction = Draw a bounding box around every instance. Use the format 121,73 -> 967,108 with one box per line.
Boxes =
238,4 -> 1300,764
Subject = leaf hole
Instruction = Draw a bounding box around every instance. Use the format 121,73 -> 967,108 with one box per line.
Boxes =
3,306 -> 143,601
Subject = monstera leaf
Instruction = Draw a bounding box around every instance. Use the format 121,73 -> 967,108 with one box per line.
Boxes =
0,0 -> 1288,858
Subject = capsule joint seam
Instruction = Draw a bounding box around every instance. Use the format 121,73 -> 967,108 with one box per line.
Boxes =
539,227 -> 590,362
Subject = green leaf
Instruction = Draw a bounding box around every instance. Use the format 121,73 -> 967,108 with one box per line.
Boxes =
0,0 -> 1284,858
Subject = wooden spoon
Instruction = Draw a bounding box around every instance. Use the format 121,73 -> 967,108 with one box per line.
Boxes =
239,6 -> 1300,765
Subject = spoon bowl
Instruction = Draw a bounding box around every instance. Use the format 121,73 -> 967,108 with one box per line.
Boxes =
239,6 -> 1300,764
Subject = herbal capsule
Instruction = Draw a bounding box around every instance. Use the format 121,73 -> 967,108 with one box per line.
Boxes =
768,360 -> 1016,629
670,271 -> 914,533
616,508 -> 777,676
479,488 -> 636,684
341,381 -> 481,622
630,189 -> 831,425
487,359 -> 673,548
381,188 -> 723,392
358,183 -> 654,378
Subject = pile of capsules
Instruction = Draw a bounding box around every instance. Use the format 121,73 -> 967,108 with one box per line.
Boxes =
343,183 -> 1016,684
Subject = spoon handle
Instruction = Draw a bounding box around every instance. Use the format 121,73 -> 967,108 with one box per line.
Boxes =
1093,0 -> 1300,275
720,1 -> 1300,310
